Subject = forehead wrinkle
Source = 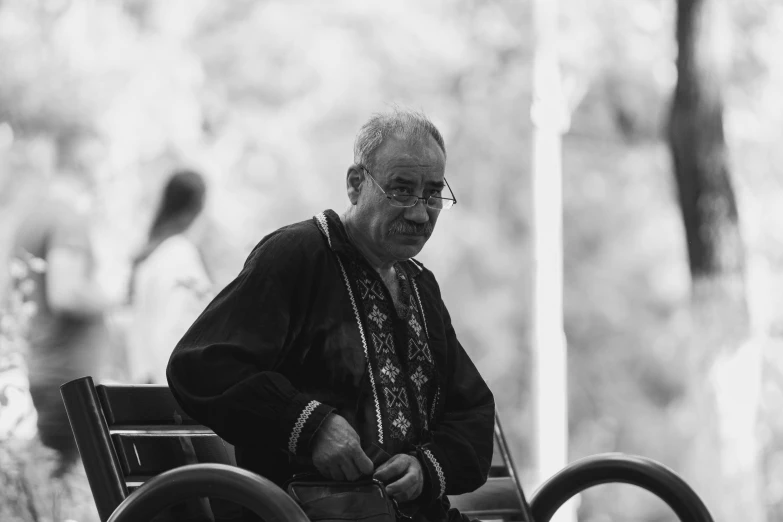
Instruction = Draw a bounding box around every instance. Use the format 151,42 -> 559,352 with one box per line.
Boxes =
388,170 -> 445,185
387,166 -> 440,176
374,137 -> 446,183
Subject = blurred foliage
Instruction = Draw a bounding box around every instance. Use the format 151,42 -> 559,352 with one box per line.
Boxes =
2,0 -> 783,520
0,438 -> 96,522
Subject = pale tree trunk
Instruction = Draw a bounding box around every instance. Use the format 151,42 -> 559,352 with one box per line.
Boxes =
530,0 -> 571,516
667,0 -> 765,520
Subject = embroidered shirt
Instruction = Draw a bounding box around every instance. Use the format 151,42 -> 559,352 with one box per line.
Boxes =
167,209 -> 495,520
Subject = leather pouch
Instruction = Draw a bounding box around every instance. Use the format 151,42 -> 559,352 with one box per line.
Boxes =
286,475 -> 398,522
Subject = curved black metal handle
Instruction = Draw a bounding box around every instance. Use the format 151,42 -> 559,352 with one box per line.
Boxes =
529,453 -> 714,522
106,463 -> 310,522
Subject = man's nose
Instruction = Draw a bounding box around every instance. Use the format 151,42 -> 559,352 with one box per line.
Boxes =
404,199 -> 430,223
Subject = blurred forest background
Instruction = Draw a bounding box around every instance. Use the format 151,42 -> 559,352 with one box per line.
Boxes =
2,0 -> 783,521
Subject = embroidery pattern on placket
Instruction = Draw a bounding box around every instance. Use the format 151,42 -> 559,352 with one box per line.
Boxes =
314,212 -> 384,444
354,263 -> 414,442
405,273 -> 436,431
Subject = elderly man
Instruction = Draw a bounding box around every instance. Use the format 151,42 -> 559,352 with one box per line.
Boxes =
167,108 -> 495,522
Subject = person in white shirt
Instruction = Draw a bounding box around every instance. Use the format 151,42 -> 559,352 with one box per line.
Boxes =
127,170 -> 212,384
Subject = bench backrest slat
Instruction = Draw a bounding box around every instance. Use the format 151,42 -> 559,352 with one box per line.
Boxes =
97,384 -> 199,426
111,434 -> 236,476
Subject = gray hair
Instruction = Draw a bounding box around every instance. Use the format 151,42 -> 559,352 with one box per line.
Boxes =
353,108 -> 446,169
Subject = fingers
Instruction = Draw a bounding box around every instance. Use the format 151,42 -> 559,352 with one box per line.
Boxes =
313,460 -> 340,481
384,468 -> 422,502
355,450 -> 375,477
341,459 -> 365,481
317,448 -> 423,501
340,444 -> 374,480
373,454 -> 408,482
333,440 -> 372,480
314,440 -> 373,481
312,414 -> 374,481
373,455 -> 424,502
316,459 -> 356,481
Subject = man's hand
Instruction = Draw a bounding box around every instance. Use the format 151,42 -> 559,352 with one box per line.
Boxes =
311,414 -> 374,481
373,454 -> 424,503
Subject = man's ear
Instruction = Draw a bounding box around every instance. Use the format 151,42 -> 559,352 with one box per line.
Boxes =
346,165 -> 365,205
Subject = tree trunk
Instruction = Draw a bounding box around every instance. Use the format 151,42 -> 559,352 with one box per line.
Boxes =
667,0 -> 765,520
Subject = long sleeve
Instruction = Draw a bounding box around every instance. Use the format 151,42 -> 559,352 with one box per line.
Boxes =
166,230 -> 335,456
416,297 -> 496,502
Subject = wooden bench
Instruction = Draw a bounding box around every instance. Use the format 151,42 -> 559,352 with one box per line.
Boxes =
61,376 -> 715,522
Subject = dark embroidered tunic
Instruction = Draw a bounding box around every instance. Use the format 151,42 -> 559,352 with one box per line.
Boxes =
167,210 -> 495,521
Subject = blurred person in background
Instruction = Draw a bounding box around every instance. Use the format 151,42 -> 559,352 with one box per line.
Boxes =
167,108 -> 494,522
9,138 -> 111,477
126,169 -> 212,384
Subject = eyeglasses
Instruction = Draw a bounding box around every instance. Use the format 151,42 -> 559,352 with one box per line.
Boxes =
361,167 -> 457,211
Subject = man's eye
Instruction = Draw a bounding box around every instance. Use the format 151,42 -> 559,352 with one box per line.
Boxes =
430,189 -> 443,197
393,187 -> 412,195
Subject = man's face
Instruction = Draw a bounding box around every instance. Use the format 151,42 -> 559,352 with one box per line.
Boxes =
350,134 -> 447,263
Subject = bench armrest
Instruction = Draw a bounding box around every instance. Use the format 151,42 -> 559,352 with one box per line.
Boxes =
106,463 -> 309,522
529,453 -> 714,522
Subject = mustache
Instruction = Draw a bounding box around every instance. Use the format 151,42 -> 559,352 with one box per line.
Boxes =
387,218 -> 433,236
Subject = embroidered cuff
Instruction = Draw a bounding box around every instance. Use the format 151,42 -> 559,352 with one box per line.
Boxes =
416,444 -> 447,501
285,396 -> 335,456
